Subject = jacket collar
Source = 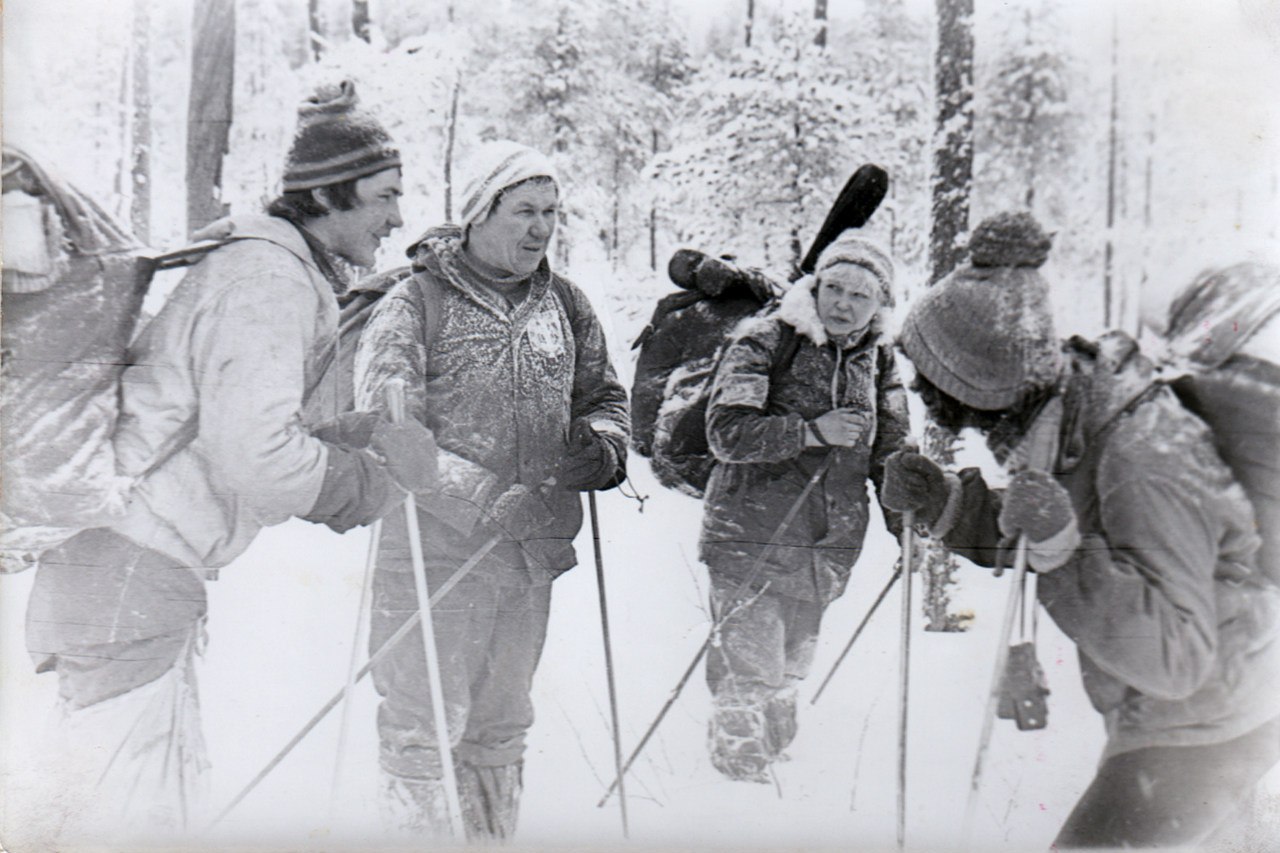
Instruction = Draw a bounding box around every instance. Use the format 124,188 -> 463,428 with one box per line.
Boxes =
409,224 -> 553,322
222,214 -> 323,275
777,273 -> 886,350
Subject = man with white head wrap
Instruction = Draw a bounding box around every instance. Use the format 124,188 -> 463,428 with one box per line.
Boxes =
355,140 -> 629,840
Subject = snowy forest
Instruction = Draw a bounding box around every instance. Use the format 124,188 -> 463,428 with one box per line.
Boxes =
3,0 -> 1280,851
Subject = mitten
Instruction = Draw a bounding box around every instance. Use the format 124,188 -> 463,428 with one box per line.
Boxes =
998,470 -> 1075,542
558,419 -> 624,491
881,451 -> 949,527
369,419 -> 439,492
999,470 -> 1080,572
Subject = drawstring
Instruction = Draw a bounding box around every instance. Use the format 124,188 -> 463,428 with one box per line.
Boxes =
616,477 -> 648,514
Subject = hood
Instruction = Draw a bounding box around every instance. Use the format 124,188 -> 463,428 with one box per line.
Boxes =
776,273 -> 887,348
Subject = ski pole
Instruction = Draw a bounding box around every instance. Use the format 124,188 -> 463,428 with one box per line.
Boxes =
962,534 -> 1029,842
330,516 -> 381,811
385,379 -> 466,838
896,511 -> 915,849
589,491 -> 629,837
810,564 -> 902,706
598,458 -> 831,807
205,533 -> 501,831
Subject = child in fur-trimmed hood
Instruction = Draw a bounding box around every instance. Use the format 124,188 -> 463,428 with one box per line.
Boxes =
698,231 -> 911,783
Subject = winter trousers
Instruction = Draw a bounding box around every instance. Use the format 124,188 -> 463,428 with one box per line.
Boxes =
705,573 -> 824,781
27,623 -> 209,844
370,561 -> 552,839
1053,715 -> 1280,848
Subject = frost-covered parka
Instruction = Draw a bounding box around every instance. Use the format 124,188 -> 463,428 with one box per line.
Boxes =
27,214 -> 396,660
939,333 -> 1280,759
699,277 -> 909,603
354,226 -> 629,578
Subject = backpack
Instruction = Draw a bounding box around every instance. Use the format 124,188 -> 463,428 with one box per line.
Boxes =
1161,262 -> 1280,584
630,252 -> 788,497
1,147 -> 162,572
650,321 -> 801,498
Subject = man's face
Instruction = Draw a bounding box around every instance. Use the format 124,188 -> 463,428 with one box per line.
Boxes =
467,180 -> 558,277
815,263 -> 881,338
319,168 -> 404,268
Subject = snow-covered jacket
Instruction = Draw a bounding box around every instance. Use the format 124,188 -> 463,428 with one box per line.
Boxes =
108,214 -> 396,568
354,226 -> 629,579
941,333 -> 1280,758
699,277 -> 909,603
27,215 -> 398,656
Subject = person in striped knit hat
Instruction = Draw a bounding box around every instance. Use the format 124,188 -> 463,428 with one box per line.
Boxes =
23,80 -> 436,846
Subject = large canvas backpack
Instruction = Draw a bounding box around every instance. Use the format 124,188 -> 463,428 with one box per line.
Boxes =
1,146 -> 159,572
630,164 -> 889,498
1161,262 -> 1280,584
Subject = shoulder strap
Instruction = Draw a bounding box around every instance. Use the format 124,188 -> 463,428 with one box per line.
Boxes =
769,323 -> 802,383
411,271 -> 445,361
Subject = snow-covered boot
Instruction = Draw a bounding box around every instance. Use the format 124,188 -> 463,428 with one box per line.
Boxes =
456,760 -> 522,842
764,688 -> 798,758
379,771 -> 452,839
708,701 -> 771,783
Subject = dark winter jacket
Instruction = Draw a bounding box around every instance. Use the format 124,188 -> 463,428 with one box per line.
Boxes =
940,333 -> 1280,758
699,277 -> 909,603
354,226 -> 629,579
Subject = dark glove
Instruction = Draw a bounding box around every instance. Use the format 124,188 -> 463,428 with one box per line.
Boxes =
998,470 -> 1075,544
484,484 -> 551,535
558,419 -> 623,491
368,419 -> 439,492
881,450 -> 949,528
311,411 -> 381,449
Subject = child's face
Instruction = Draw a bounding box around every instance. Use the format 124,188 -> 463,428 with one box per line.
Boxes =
815,263 -> 880,338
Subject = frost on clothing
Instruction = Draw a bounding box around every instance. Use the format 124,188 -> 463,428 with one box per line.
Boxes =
699,277 -> 909,604
354,225 -> 630,578
110,214 -> 392,570
0,147 -> 149,572
939,334 -> 1280,760
352,225 -> 628,826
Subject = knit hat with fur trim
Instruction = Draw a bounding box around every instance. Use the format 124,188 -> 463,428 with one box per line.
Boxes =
458,140 -> 559,228
814,231 -> 895,307
900,248 -> 1059,411
282,80 -> 400,192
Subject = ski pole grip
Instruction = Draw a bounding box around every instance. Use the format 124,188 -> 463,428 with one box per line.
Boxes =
384,378 -> 407,426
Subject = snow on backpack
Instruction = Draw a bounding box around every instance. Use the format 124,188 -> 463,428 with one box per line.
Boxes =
0,146 -> 164,572
2,147 -> 307,571
1160,261 -> 1280,585
630,163 -> 890,498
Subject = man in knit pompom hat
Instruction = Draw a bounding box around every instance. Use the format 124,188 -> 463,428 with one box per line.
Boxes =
24,80 -> 435,845
881,212 -> 1280,848
355,139 -> 628,841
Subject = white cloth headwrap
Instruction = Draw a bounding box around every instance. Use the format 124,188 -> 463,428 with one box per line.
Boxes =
458,140 -> 559,227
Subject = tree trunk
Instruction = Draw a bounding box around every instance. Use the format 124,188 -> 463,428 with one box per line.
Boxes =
923,0 -> 976,634
1103,7 -> 1119,329
187,0 -> 235,234
352,0 -> 371,42
930,0 -> 974,283
443,72 -> 461,221
309,0 -> 324,60
745,0 -> 755,47
649,128 -> 659,271
814,0 -> 828,48
130,0 -> 151,243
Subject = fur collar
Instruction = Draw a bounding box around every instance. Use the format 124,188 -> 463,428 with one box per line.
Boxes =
776,274 -> 886,348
